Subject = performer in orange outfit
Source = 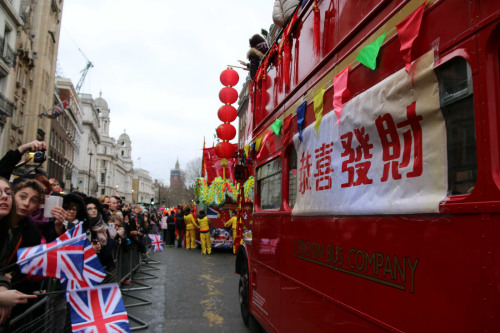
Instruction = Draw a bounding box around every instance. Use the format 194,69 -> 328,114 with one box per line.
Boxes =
197,210 -> 211,254
183,207 -> 198,249
224,211 -> 239,254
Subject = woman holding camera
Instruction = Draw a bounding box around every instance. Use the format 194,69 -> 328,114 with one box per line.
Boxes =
0,141 -> 47,180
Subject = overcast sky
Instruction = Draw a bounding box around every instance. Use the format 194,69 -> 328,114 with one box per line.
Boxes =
57,0 -> 272,185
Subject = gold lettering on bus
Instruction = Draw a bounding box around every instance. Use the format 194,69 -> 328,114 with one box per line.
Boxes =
294,239 -> 419,293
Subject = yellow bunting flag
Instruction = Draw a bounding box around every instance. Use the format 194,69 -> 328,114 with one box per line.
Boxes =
313,85 -> 326,135
255,136 -> 264,152
244,145 -> 250,157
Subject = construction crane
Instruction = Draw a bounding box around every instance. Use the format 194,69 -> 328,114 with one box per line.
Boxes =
75,47 -> 93,93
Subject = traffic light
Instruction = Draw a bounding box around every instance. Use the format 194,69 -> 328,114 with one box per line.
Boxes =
150,197 -> 155,205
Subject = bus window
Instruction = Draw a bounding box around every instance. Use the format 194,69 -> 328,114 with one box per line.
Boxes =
288,147 -> 297,208
435,57 -> 477,195
257,158 -> 282,209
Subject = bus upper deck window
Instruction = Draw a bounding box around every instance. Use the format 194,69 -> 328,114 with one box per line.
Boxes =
435,57 -> 476,195
257,158 -> 282,210
288,147 -> 297,208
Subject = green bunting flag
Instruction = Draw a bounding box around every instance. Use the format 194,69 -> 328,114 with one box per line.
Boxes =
356,32 -> 386,70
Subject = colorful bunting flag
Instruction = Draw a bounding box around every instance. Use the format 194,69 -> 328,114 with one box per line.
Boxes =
271,118 -> 283,135
257,131 -> 275,159
356,32 -> 386,70
67,283 -> 131,333
297,102 -> 306,142
255,136 -> 264,152
333,66 -> 350,125
396,2 -> 426,73
313,86 -> 326,135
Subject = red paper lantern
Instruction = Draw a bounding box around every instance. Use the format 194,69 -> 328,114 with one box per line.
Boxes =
218,105 -> 238,122
220,68 -> 239,87
215,141 -> 236,158
216,123 -> 236,141
219,87 -> 238,104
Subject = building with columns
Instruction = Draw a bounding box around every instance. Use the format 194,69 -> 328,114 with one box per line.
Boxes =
78,93 -> 100,196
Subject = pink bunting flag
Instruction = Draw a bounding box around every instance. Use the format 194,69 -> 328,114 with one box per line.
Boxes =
333,66 -> 350,125
256,131 -> 275,160
396,2 -> 426,73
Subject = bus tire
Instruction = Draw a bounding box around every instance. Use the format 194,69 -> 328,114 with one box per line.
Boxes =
239,258 -> 250,326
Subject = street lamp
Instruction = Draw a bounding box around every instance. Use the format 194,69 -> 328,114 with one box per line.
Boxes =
88,152 -> 93,196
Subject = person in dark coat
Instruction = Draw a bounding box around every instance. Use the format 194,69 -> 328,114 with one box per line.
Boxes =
238,34 -> 269,79
167,211 -> 176,247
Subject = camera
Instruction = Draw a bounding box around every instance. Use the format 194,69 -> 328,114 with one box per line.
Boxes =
33,148 -> 46,163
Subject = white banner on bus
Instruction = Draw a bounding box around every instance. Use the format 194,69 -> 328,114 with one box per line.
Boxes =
292,51 -> 447,216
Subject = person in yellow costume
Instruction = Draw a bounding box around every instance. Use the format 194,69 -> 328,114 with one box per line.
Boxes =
183,207 -> 198,249
224,211 -> 239,254
197,210 -> 211,254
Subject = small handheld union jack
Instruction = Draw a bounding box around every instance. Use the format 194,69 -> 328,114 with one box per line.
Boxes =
17,234 -> 86,280
67,283 -> 131,332
148,234 -> 163,252
58,223 -> 107,289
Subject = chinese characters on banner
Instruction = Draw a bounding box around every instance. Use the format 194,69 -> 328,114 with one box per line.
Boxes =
292,51 -> 447,216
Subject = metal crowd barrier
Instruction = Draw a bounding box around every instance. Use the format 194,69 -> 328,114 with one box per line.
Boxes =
3,234 -> 160,333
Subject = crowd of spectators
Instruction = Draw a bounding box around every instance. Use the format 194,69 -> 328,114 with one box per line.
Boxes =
0,140 -> 163,331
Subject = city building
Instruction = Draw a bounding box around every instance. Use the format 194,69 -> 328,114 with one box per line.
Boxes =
78,93 -> 99,196
52,78 -> 83,191
133,168 -> 154,205
170,158 -> 183,188
0,0 -> 30,153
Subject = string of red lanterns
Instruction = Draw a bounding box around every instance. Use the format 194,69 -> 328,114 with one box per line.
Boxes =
215,67 -> 239,161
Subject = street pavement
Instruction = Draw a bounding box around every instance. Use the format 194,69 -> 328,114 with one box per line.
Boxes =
122,245 -> 253,333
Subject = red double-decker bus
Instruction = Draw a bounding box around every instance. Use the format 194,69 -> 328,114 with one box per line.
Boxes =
235,0 -> 500,332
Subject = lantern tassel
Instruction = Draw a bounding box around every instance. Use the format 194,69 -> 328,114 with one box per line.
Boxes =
313,0 -> 321,56
284,39 -> 292,92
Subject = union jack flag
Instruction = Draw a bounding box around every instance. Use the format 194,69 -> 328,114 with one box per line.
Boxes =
67,283 -> 131,333
38,98 -> 70,119
17,235 -> 85,280
61,238 -> 106,290
57,222 -> 106,289
59,222 -> 84,241
148,234 -> 163,252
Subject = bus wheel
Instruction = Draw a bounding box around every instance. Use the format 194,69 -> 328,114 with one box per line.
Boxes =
239,259 -> 250,326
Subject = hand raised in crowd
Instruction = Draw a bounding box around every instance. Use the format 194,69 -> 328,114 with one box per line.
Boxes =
0,289 -> 37,307
17,140 -> 46,155
51,206 -> 66,225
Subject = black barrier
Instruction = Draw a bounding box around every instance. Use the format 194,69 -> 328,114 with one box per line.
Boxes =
2,234 -> 159,332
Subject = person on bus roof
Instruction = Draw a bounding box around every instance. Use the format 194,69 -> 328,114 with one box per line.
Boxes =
238,34 -> 269,80
273,0 -> 300,28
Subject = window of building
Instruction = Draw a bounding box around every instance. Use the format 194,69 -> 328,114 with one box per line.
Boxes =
435,57 -> 476,195
257,157 -> 282,210
101,173 -> 105,184
121,150 -> 124,156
